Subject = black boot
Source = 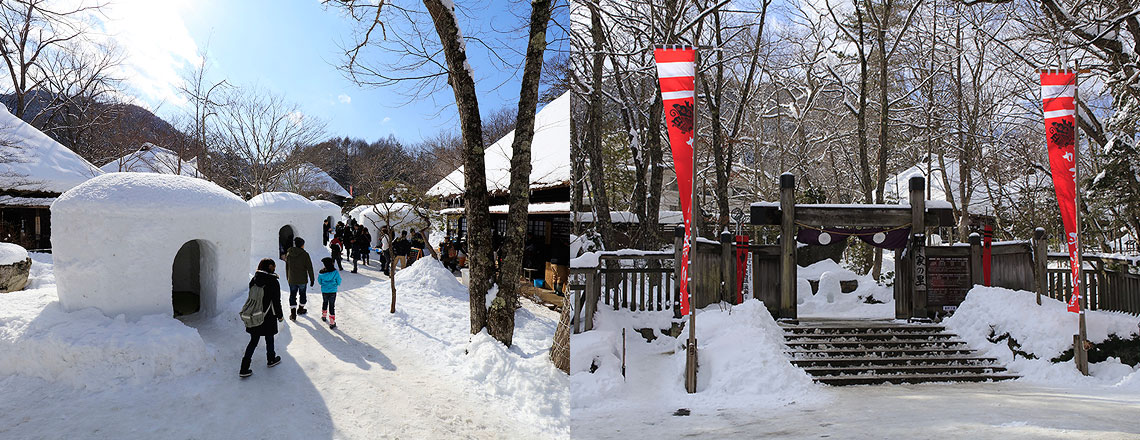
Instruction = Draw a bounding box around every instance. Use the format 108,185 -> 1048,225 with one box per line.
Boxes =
239,357 -> 253,378
289,307 -> 297,321
267,355 -> 281,368
297,305 -> 307,315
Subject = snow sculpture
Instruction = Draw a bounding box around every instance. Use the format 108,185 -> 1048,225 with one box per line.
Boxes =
248,192 -> 330,261
52,173 -> 251,319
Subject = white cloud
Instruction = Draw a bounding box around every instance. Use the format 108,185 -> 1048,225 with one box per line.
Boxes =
97,0 -> 201,109
381,117 -> 391,124
338,94 -> 352,104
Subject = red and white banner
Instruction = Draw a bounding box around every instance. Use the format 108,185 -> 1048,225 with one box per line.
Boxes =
1040,70 -> 1081,313
655,46 -> 696,316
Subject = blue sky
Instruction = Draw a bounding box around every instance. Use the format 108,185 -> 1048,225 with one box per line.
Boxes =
100,0 -> 564,146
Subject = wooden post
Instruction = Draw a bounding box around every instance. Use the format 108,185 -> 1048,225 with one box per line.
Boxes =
673,225 -> 684,320
1034,228 -> 1047,306
894,248 -> 909,319
969,233 -> 983,286
720,230 -> 734,304
584,269 -> 598,332
572,278 -> 582,334
910,176 -> 927,320
779,173 -> 797,320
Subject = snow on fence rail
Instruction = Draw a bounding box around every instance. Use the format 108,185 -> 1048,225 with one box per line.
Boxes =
570,252 -> 676,333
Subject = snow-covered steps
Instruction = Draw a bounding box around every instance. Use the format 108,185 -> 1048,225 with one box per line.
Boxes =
782,319 -> 1018,386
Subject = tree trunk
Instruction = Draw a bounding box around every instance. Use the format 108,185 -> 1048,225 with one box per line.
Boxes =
487,0 -> 551,347
550,294 -> 571,373
585,4 -> 615,248
423,0 -> 491,335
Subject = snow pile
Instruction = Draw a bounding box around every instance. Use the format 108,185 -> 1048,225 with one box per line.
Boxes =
365,257 -> 568,436
0,254 -> 210,390
572,299 -> 820,414
0,104 -> 103,193
428,92 -> 570,197
796,259 -> 894,319
944,286 -> 1140,390
0,242 -> 28,265
99,143 -> 203,178
52,173 -> 252,319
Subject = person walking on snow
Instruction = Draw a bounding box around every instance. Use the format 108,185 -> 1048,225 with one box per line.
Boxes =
240,258 -> 284,378
317,257 -> 342,329
285,237 -> 315,320
359,227 -> 372,266
378,226 -> 391,275
329,236 -> 345,271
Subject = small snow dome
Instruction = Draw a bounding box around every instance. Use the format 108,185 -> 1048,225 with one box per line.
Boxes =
51,173 -> 251,320
248,192 -> 329,261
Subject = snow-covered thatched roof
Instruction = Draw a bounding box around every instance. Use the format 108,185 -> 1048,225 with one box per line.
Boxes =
100,143 -> 203,178
273,163 -> 350,199
884,159 -> 1047,217
427,92 -> 570,198
0,104 -> 102,194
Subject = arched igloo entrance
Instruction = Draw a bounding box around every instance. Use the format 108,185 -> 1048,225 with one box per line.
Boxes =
172,240 -> 208,317
278,225 -> 296,259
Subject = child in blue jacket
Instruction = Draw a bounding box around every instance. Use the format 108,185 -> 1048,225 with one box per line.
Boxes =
317,257 -> 343,329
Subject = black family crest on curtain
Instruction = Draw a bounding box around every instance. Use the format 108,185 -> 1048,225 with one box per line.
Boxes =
1049,119 -> 1075,148
796,226 -> 911,250
669,101 -> 693,134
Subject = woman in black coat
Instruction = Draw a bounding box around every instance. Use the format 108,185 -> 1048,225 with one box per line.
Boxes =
240,258 -> 285,378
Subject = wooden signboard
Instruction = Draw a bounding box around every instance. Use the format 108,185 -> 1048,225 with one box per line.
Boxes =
926,255 -> 972,311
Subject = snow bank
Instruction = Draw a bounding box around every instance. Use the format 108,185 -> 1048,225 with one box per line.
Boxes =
0,254 -> 210,390
248,192 -> 329,262
0,242 -> 28,265
52,173 -> 251,319
365,257 -> 568,435
572,299 -> 821,413
944,286 -> 1140,390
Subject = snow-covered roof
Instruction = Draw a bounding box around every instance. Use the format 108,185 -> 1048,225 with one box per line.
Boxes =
884,159 -> 1042,217
53,172 -> 247,214
99,143 -> 202,178
248,191 -> 323,214
0,104 -> 103,193
0,195 -> 54,207
572,210 -> 685,224
273,163 -> 350,198
427,92 -> 570,197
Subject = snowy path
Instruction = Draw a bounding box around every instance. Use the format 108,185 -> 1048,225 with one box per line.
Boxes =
573,381 -> 1140,439
0,257 -> 563,439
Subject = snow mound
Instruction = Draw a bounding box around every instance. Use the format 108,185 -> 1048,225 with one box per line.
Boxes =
248,191 -> 321,212
0,242 -> 28,265
944,286 -> 1140,389
797,260 -> 894,319
52,172 -> 246,214
374,257 -> 568,436
0,264 -> 210,390
688,300 -> 820,404
572,300 -> 821,413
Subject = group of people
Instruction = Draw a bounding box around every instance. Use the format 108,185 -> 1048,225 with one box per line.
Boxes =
240,236 -> 343,378
327,219 -> 372,273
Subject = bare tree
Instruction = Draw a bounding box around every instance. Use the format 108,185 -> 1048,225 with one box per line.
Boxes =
211,86 -> 327,195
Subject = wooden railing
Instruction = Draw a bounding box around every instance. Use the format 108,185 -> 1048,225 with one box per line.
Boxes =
1046,254 -> 1140,314
570,252 -> 675,333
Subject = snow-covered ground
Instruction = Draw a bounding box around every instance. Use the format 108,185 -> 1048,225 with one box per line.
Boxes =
0,253 -> 568,438
572,271 -> 1140,438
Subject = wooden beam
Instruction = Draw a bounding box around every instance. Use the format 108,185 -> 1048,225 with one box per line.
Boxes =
750,204 -> 955,228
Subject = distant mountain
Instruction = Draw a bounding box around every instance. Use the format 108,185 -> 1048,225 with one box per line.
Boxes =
0,92 -> 196,167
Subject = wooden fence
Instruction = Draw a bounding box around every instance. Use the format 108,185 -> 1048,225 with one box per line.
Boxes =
1046,254 -> 1140,314
569,252 -> 676,333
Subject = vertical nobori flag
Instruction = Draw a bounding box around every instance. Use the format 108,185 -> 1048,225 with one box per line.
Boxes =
654,46 -> 696,315
1040,70 -> 1081,313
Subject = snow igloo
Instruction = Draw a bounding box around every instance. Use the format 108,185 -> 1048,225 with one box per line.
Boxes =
313,199 -> 343,244
51,173 -> 251,319
355,203 -> 430,247
248,192 -> 330,262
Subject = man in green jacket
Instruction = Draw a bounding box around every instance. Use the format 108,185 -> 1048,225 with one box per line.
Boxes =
285,237 -> 315,320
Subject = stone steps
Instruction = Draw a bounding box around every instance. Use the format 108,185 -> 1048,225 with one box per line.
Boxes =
783,320 -> 1017,386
